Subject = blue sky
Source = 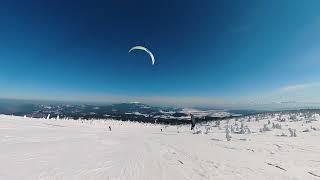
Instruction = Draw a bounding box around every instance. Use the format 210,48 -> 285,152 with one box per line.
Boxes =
0,0 -> 320,108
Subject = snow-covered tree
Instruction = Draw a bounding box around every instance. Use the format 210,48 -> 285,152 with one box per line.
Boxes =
246,126 -> 251,133
263,124 -> 271,131
240,123 -> 246,134
226,127 -> 232,141
230,125 -> 234,133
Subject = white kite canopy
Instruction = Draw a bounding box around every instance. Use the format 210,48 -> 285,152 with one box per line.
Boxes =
129,46 -> 155,65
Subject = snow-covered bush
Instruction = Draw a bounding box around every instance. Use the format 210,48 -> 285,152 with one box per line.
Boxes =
289,128 -> 297,137
279,132 -> 287,137
235,124 -> 240,132
272,123 -> 282,129
240,123 -> 246,134
204,127 -> 211,134
193,130 -> 202,134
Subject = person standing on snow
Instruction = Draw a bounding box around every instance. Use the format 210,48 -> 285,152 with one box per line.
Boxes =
190,114 -> 196,130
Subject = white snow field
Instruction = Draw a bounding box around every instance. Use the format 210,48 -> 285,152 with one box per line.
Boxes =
1,113 -> 320,180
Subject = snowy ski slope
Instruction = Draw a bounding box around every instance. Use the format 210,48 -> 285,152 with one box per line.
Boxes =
0,113 -> 319,180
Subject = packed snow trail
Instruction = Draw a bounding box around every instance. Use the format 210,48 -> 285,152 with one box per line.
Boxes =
0,115 -> 320,180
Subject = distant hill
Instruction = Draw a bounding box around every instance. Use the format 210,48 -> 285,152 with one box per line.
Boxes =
0,100 -> 240,124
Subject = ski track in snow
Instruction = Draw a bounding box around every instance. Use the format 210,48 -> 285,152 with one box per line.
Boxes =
0,114 -> 320,180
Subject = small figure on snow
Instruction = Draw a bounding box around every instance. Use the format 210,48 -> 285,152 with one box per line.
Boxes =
190,114 -> 196,130
109,126 -> 112,131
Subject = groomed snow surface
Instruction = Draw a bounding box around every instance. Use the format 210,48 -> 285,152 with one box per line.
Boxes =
0,113 -> 320,180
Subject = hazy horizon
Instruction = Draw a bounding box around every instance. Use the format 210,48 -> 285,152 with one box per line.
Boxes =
1,96 -> 320,111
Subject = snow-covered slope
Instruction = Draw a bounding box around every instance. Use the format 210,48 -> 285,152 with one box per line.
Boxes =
0,113 -> 319,180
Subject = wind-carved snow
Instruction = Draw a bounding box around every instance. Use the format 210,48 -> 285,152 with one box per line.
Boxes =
0,112 -> 319,180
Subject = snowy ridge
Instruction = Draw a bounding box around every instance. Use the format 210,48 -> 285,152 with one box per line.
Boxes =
180,108 -> 233,118
0,112 -> 320,180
